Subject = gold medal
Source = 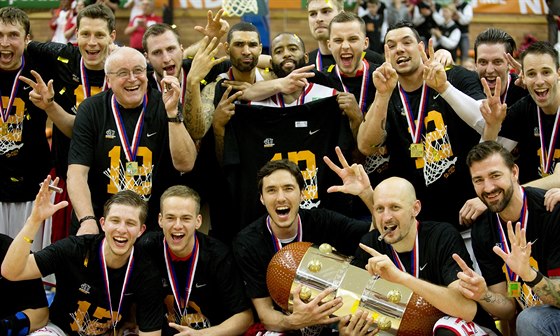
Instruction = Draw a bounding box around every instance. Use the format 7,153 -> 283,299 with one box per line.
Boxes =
508,281 -> 521,297
126,161 -> 138,176
542,172 -> 550,177
410,143 -> 424,158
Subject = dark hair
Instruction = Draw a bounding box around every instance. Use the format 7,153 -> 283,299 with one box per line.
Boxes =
385,21 -> 421,43
103,190 -> 148,224
474,28 -> 516,61
227,22 -> 260,44
466,141 -> 515,170
306,0 -> 344,11
142,23 -> 181,53
271,32 -> 306,53
160,185 -> 201,214
328,11 -> 366,36
366,0 -> 380,5
257,160 -> 305,194
77,3 -> 115,33
0,7 -> 30,36
521,41 -> 559,71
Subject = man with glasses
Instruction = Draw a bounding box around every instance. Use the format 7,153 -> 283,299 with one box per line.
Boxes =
67,46 -> 197,233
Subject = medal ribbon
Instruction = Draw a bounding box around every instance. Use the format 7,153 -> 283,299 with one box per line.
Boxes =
163,235 -> 199,317
111,94 -> 146,162
496,186 -> 529,282
266,214 -> 302,253
335,60 -> 370,114
0,56 -> 24,123
537,106 -> 560,175
152,69 -> 187,104
80,58 -> 107,99
398,82 -> 429,145
500,73 -> 511,104
389,221 -> 420,278
228,68 -> 235,81
275,83 -> 309,107
99,238 -> 135,332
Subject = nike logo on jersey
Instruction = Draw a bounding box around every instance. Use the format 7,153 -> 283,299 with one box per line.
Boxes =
147,132 -> 157,137
23,85 -> 31,91
419,263 -> 428,271
195,283 -> 207,288
433,94 -> 440,100
309,129 -> 320,135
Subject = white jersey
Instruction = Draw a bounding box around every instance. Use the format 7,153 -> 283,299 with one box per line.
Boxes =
249,83 -> 337,108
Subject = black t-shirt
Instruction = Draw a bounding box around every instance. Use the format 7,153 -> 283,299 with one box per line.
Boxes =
138,231 -> 250,335
0,234 -> 47,318
473,187 -> 560,288
503,73 -> 528,107
384,66 -> 484,228
68,88 -> 176,228
0,52 -> 52,201
354,221 -> 499,333
34,234 -> 164,335
498,95 -> 560,183
307,49 -> 384,72
233,209 -> 369,300
27,42 -> 107,179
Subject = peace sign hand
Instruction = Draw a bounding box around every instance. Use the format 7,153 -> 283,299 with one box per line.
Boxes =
19,70 -> 55,110
421,39 -> 448,93
480,77 -> 507,128
372,44 -> 398,97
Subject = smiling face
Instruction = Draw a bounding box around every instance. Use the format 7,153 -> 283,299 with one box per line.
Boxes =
522,53 -> 560,114
100,203 -> 146,262
159,196 -> 201,258
77,17 -> 115,70
260,169 -> 303,239
226,31 -> 261,73
145,29 -> 184,80
106,48 -> 148,109
270,34 -> 308,78
307,0 -> 341,42
0,20 -> 27,71
385,27 -> 423,76
470,153 -> 518,213
475,43 -> 509,96
328,20 -> 368,76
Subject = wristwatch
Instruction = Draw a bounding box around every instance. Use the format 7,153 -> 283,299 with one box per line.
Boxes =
167,112 -> 184,123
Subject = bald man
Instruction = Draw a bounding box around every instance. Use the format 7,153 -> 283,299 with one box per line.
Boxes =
324,150 -> 499,335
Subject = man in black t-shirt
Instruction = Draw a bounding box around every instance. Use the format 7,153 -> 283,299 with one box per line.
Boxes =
461,141 -> 560,335
233,160 -> 370,335
0,234 -> 48,336
67,47 -> 197,234
139,185 -> 252,335
1,178 -> 164,336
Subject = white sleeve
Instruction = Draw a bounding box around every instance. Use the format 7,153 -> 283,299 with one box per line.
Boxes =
439,83 -> 484,133
439,28 -> 461,49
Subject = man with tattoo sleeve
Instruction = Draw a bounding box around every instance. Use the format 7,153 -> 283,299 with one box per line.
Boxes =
456,141 -> 560,335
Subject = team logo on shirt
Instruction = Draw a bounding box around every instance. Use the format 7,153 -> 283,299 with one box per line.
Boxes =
264,138 -> 275,148
534,127 -> 540,137
79,283 -> 91,295
105,129 -> 116,139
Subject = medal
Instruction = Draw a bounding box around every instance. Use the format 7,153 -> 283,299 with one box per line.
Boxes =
508,281 -> 521,297
390,221 -> 420,278
126,162 -> 138,176
410,143 -> 424,158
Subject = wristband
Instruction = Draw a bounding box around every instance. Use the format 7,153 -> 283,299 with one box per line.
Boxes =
1,312 -> 30,336
79,215 -> 97,225
22,236 -> 34,244
525,267 -> 544,287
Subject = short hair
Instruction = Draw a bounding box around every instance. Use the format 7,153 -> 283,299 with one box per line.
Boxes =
77,3 -> 115,33
142,23 -> 181,53
306,0 -> 344,11
328,11 -> 366,36
474,28 -> 516,61
366,0 -> 380,5
105,46 -> 147,73
385,21 -> 421,43
257,160 -> 305,194
271,32 -> 306,53
466,141 -> 515,170
160,185 -> 201,214
521,41 -> 559,70
103,190 -> 148,224
227,22 -> 260,44
0,7 -> 30,36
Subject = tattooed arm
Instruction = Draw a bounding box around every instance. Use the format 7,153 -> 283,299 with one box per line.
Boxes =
525,273 -> 560,308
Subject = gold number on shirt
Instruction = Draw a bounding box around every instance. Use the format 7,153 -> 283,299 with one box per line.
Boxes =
107,146 -> 153,196
414,110 -> 453,169
74,85 -> 104,107
0,97 -> 25,142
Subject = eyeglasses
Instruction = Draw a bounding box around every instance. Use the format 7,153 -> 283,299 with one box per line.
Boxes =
107,66 -> 146,79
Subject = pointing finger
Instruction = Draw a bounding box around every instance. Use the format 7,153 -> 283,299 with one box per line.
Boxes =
359,243 -> 381,257
481,78 -> 492,98
18,75 -> 37,90
452,253 -> 472,274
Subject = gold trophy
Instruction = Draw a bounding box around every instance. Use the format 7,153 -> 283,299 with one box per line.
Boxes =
267,242 -> 444,335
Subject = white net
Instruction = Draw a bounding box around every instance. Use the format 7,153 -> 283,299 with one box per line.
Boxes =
171,309 -> 211,330
103,162 -> 153,201
70,310 -> 103,336
300,166 -> 320,209
0,115 -> 24,156
300,325 -> 324,336
221,0 -> 259,16
422,126 -> 457,186
364,146 -> 390,175
517,282 -> 542,310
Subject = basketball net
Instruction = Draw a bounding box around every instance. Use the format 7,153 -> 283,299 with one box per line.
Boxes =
364,147 -> 390,175
300,166 -> 320,210
422,126 -> 457,186
103,162 -> 153,201
221,0 -> 259,16
0,115 -> 24,156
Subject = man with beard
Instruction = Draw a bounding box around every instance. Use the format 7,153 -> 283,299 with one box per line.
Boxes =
454,141 -> 560,335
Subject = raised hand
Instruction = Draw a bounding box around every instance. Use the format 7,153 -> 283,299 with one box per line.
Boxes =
212,86 -> 243,130
30,175 -> 68,224
194,9 -> 229,41
19,70 -> 55,110
189,36 -> 227,83
360,243 -> 406,284
492,221 -> 534,281
480,77 -> 507,128
504,52 -> 526,89
161,70 -> 181,114
372,44 -> 398,97
421,39 -> 448,93
323,146 -> 370,196
452,253 -> 489,301
277,64 -> 315,94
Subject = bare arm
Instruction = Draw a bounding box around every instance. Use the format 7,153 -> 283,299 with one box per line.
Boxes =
169,309 -> 252,336
183,9 -> 229,58
67,164 -> 98,235
523,165 -> 560,190
2,176 -> 68,281
25,307 -> 50,332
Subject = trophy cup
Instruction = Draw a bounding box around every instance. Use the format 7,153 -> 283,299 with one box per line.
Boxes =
267,242 -> 445,335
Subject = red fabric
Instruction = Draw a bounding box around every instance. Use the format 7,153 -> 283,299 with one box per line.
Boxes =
128,13 -> 162,50
49,168 -> 73,243
547,267 -> 560,277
